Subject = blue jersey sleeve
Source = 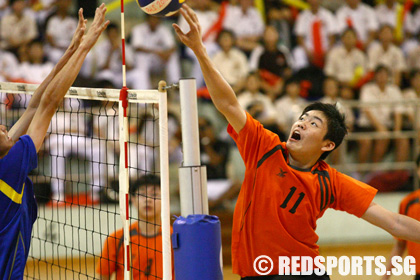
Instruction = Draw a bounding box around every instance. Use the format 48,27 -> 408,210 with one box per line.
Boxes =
0,135 -> 37,226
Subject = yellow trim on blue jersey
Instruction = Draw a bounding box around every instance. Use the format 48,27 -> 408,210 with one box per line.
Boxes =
0,180 -> 25,204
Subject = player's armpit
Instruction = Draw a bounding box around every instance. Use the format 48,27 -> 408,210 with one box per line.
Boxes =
362,201 -> 420,243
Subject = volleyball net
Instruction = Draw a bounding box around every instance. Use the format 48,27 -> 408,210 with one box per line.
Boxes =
0,81 -> 171,279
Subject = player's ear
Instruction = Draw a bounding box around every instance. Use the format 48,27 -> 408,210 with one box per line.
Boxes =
321,140 -> 335,152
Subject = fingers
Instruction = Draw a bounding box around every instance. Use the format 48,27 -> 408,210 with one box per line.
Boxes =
92,3 -> 107,26
78,8 -> 84,24
184,4 -> 199,23
101,20 -> 111,32
172,23 -> 186,41
180,6 -> 195,28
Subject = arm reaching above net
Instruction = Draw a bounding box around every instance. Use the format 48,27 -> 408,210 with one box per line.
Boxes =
26,3 -> 110,152
8,8 -> 87,142
172,5 -> 246,133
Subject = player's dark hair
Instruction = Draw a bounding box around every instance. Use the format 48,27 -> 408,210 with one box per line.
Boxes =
301,102 -> 347,160
129,174 -> 160,195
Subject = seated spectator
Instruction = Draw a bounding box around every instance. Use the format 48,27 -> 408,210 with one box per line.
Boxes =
47,98 -> 89,204
319,77 -> 355,164
375,0 -> 415,43
45,0 -> 77,64
249,25 -> 293,98
0,0 -> 38,54
177,0 -> 219,88
319,77 -> 355,131
402,69 -> 420,132
94,22 -> 134,88
324,28 -> 367,88
357,65 -> 407,165
0,0 -> 8,19
265,2 -> 293,50
97,175 -> 169,279
0,49 -> 20,82
198,116 -> 239,210
130,15 -> 180,89
368,25 -> 406,86
335,0 -> 378,50
293,0 -> 337,70
223,0 -> 264,56
18,39 -> 54,84
237,72 -> 277,129
211,29 -> 249,92
406,39 -> 420,72
274,79 -> 307,137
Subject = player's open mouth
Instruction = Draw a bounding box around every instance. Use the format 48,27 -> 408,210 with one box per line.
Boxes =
291,130 -> 301,141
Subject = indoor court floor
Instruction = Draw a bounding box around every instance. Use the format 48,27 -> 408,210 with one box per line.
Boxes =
25,242 -> 415,279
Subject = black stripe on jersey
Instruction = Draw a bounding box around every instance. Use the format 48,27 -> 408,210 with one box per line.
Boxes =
241,145 -> 285,231
404,197 -> 420,215
257,145 -> 285,168
312,169 -> 334,212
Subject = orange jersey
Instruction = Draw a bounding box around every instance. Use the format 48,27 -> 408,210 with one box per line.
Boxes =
399,189 -> 420,273
96,222 -> 168,279
228,113 -> 377,277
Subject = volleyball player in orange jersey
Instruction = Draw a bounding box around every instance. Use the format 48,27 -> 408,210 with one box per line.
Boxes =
383,155 -> 420,280
97,175 -> 171,280
174,5 -> 420,279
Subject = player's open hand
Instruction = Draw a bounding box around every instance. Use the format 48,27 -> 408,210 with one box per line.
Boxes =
80,3 -> 110,51
172,5 -> 204,54
69,8 -> 87,51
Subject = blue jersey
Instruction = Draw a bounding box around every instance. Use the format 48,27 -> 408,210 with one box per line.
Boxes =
0,135 -> 38,279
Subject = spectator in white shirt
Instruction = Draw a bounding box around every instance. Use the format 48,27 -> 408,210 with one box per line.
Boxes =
94,22 -> 134,88
237,72 -> 277,128
0,49 -> 20,82
130,15 -> 180,90
0,0 -> 38,54
324,28 -> 367,87
45,0 -> 77,64
18,40 -> 54,84
401,69 -> 420,133
223,0 -> 264,56
293,0 -> 337,70
335,0 -> 378,50
357,65 -> 406,165
275,79 -> 307,136
211,29 -> 249,91
367,25 -> 406,86
375,0 -> 415,41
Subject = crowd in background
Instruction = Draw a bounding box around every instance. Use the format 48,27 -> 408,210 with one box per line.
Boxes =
1,0 -> 420,206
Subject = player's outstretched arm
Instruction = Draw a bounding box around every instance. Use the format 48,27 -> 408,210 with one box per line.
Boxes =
26,3 -> 110,152
362,202 -> 420,243
173,5 -> 246,133
8,8 -> 87,142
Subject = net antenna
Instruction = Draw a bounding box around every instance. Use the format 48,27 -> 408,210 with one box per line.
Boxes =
118,1 -> 171,278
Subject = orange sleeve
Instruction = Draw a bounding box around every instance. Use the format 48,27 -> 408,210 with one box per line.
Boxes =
96,233 -> 119,276
227,112 -> 282,169
332,171 -> 378,218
